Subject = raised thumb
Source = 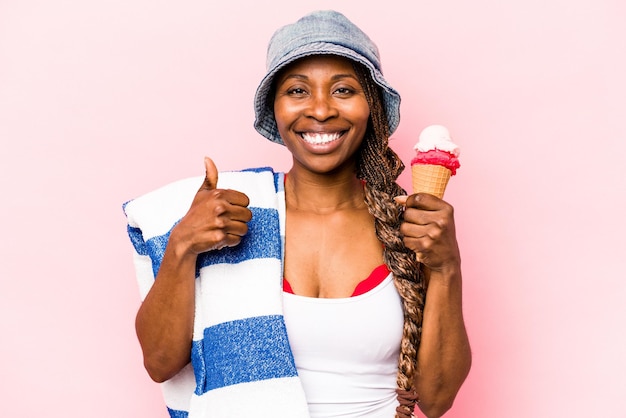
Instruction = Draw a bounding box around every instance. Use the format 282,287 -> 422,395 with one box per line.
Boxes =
202,156 -> 218,190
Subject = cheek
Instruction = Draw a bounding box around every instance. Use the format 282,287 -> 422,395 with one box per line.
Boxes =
273,99 -> 292,132
355,111 -> 371,135
352,99 -> 371,128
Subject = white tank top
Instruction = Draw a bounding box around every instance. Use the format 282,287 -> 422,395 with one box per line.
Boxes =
283,273 -> 404,417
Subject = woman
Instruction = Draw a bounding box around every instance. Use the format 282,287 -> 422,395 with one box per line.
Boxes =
127,10 -> 471,418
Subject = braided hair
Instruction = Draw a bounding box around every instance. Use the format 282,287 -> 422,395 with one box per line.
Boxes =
352,62 -> 426,418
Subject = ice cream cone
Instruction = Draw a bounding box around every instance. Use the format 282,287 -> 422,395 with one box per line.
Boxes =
411,164 -> 451,198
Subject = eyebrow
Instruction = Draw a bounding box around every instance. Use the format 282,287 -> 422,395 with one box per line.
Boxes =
279,73 -> 359,83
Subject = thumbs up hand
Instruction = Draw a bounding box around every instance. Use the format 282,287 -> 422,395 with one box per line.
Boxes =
171,157 -> 252,254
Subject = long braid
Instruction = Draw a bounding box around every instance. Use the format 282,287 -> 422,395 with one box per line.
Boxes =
353,63 -> 426,418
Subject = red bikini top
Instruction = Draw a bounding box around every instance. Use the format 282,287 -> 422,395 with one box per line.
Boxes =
283,264 -> 390,297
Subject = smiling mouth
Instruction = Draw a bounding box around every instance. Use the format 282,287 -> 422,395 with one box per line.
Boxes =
300,132 -> 344,145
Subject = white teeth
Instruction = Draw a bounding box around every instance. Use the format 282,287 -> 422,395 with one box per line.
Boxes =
301,132 -> 342,144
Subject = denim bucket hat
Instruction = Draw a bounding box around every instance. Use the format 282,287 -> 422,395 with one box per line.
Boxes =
253,10 -> 401,145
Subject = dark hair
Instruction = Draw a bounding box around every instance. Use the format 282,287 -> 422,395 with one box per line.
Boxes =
353,62 -> 425,417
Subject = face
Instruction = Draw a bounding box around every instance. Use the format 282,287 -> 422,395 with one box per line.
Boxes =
273,55 -> 370,176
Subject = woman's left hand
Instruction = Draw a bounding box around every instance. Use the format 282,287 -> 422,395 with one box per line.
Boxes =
395,193 -> 461,274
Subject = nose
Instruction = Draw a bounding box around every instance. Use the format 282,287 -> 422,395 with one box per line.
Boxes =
304,91 -> 339,121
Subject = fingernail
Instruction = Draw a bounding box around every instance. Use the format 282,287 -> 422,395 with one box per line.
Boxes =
394,195 -> 408,205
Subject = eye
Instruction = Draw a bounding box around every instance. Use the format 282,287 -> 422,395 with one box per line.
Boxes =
333,86 -> 356,96
287,87 -> 308,96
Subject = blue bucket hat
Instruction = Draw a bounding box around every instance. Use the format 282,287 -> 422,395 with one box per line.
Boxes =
253,10 -> 401,145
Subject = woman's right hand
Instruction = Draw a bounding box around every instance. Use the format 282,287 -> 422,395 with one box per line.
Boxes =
171,157 -> 253,255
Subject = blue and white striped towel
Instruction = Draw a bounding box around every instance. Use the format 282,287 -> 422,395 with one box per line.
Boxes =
123,167 -> 310,418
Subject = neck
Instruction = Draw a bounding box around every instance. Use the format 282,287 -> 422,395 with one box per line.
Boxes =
285,169 -> 366,214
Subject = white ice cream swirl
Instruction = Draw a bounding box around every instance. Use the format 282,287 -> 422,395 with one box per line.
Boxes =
414,125 -> 460,157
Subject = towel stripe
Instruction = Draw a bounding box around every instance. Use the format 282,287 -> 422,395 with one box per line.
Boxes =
195,207 -> 281,271
127,225 -> 148,256
133,207 -> 281,278
167,408 -> 189,418
191,315 -> 298,395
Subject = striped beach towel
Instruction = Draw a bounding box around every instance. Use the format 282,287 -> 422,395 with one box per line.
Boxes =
123,167 -> 310,418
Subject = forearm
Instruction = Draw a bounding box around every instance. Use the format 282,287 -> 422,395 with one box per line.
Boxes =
135,237 -> 197,383
414,266 -> 472,417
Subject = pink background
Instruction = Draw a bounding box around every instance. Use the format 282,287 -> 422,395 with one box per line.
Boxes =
1,0 -> 625,417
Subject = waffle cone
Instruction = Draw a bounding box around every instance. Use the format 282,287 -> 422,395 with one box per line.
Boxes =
411,164 -> 451,198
